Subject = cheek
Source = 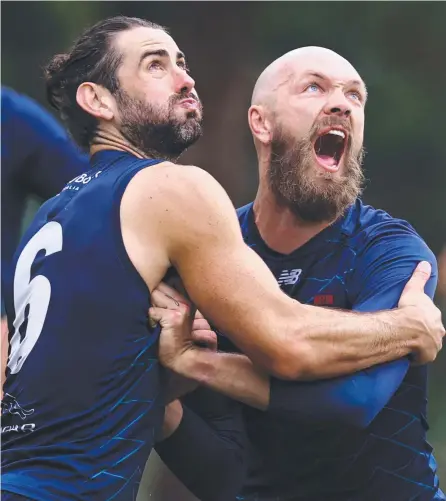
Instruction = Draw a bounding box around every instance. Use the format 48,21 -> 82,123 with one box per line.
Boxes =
278,110 -> 312,139
352,113 -> 365,144
290,101 -> 319,132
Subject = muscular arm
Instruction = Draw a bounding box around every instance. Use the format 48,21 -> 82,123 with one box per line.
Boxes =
174,226 -> 438,428
121,164 -> 442,379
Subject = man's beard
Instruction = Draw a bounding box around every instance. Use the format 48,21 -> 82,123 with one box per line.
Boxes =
268,118 -> 365,223
116,89 -> 203,161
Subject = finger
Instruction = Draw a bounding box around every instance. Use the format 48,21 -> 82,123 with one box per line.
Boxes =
151,289 -> 185,310
192,318 -> 211,331
149,306 -> 177,325
401,261 -> 432,294
192,330 -> 218,350
148,316 -> 158,329
156,282 -> 189,304
194,310 -> 205,320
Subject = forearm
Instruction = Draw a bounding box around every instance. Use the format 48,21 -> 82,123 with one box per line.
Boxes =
177,307 -> 415,386
178,352 -> 270,410
205,302 -> 418,381
176,350 -> 409,428
162,369 -> 198,405
290,305 -> 416,379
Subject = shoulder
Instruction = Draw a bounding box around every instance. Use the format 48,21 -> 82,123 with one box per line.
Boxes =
347,200 -> 434,262
345,202 -> 438,304
129,162 -> 232,208
344,202 -> 437,295
123,162 -> 238,233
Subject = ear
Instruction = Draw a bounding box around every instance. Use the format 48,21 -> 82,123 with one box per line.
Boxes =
76,82 -> 115,121
248,105 -> 272,145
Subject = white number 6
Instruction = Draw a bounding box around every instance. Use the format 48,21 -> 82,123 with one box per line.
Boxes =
8,221 -> 63,374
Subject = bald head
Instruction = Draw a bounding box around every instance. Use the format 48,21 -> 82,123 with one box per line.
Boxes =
251,46 -> 364,107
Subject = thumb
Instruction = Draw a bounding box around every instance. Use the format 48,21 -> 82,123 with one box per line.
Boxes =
148,306 -> 170,328
402,261 -> 432,294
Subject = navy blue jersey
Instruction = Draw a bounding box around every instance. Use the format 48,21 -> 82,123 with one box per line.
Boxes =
221,200 -> 443,501
1,87 -> 88,303
2,151 -> 165,501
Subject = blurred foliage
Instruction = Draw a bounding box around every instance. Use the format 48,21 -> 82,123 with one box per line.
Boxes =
2,0 -> 445,483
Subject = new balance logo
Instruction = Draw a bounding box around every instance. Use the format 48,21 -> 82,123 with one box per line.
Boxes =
277,269 -> 302,286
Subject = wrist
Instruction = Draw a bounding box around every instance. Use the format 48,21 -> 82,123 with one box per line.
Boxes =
381,308 -> 418,355
173,348 -> 216,385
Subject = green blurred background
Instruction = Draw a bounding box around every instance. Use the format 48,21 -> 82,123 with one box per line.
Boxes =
2,0 -> 445,484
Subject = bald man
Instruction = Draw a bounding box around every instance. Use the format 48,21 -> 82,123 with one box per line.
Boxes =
140,47 -> 444,501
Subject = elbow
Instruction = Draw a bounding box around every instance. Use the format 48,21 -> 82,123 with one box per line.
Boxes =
267,341 -> 317,381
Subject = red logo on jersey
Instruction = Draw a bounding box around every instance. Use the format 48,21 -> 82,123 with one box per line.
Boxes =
314,294 -> 334,306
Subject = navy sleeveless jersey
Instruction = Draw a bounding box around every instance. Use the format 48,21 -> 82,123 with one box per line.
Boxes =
2,150 -> 165,501
221,201 -> 443,501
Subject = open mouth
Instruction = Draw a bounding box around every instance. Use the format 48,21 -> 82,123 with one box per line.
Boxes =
313,129 -> 347,172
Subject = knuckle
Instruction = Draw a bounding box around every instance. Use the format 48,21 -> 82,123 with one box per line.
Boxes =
178,302 -> 189,316
171,310 -> 186,325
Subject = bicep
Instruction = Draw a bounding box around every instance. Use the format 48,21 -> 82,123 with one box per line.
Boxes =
350,230 -> 437,386
162,169 -> 301,373
351,230 -> 438,310
343,230 -> 438,412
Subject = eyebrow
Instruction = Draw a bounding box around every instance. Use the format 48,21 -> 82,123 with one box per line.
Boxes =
304,71 -> 368,100
139,49 -> 186,66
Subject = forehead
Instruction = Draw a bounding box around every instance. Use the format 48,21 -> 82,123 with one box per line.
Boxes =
284,52 -> 363,86
114,26 -> 181,63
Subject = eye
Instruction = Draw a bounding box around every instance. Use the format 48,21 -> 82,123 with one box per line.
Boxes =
148,60 -> 163,71
305,83 -> 322,94
177,60 -> 190,73
347,90 -> 362,102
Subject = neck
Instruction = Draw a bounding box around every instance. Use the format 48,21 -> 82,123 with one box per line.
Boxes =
253,179 -> 332,255
90,127 -> 151,160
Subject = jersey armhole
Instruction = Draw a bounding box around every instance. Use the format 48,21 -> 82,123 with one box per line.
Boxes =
110,160 -> 161,298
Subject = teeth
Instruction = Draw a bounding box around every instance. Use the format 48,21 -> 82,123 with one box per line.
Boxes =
327,129 -> 345,139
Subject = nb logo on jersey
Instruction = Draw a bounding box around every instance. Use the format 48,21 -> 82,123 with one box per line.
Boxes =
277,269 -> 302,286
1,393 -> 35,420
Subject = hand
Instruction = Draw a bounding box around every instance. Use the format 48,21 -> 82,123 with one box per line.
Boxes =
150,282 -> 217,374
397,261 -> 445,364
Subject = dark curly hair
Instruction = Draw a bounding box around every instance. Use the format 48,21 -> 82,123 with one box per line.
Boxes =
44,16 -> 166,149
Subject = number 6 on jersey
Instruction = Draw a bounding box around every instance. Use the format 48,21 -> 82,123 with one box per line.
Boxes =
8,221 -> 63,374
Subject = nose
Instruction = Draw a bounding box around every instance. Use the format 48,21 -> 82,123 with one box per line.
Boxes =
174,69 -> 196,95
323,89 -> 352,117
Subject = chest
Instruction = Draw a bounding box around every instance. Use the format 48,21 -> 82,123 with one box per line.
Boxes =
262,243 -> 357,308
